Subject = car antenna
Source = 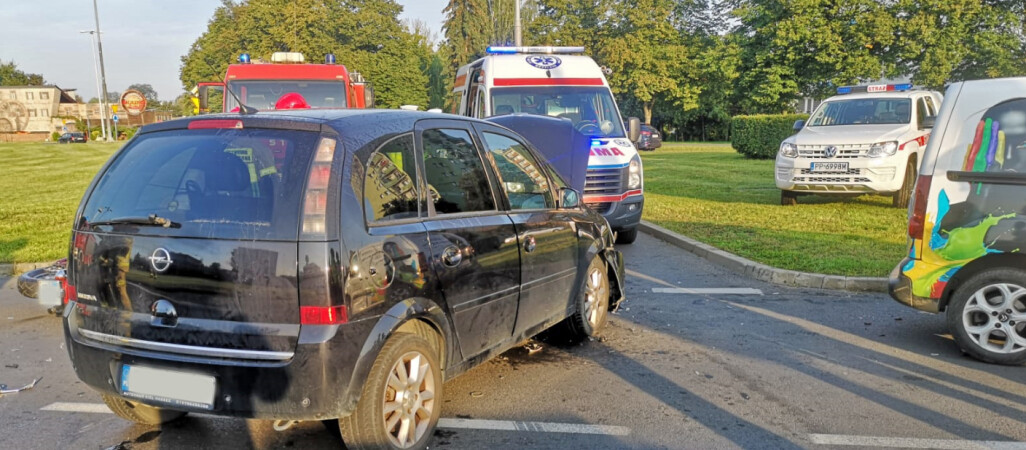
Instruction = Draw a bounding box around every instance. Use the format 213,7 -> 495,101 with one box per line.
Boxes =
224,84 -> 258,115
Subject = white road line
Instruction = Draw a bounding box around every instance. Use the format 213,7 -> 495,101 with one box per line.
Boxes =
41,402 -> 112,414
651,287 -> 763,295
809,434 -> 1026,449
41,403 -> 630,436
438,418 -> 630,436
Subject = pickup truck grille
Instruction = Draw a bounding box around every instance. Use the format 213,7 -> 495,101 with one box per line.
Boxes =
797,144 -> 870,159
585,168 -> 623,196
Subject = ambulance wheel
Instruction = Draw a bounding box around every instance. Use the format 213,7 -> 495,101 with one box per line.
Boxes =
615,228 -> 638,245
780,190 -> 798,206
893,159 -> 916,208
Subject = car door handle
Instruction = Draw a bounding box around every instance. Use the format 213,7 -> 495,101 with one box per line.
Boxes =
524,236 -> 537,253
441,246 -> 462,267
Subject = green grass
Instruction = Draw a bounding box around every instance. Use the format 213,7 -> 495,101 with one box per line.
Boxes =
0,142 -> 121,264
642,142 -> 907,277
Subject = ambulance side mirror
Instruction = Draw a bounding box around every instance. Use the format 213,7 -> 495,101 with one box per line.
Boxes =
628,117 -> 642,143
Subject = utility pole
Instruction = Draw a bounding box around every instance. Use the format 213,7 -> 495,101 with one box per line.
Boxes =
80,30 -> 107,142
92,0 -> 113,142
514,0 -> 522,46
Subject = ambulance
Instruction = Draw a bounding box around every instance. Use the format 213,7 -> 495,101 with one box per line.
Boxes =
453,46 -> 644,244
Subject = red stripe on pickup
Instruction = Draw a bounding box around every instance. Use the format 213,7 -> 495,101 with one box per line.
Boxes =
493,78 -> 605,87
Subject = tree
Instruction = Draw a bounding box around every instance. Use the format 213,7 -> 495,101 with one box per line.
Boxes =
406,19 -> 448,109
0,60 -> 45,86
126,83 -> 160,102
529,0 -> 612,52
442,0 -> 492,70
489,0 -> 538,46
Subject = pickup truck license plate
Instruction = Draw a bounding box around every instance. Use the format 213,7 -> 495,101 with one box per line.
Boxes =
810,162 -> 849,172
121,365 -> 216,410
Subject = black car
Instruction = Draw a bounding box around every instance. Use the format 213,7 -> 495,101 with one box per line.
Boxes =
637,124 -> 662,150
61,109 -> 625,449
58,132 -> 87,143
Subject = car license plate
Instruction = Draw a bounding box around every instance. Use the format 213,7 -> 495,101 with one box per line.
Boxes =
810,162 -> 849,172
121,365 -> 216,410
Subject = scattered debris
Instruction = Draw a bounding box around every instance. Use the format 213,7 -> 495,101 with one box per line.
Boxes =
273,419 -> 299,432
740,392 -> 751,400
524,342 -> 543,354
0,377 -> 42,396
469,391 -> 484,398
44,358 -> 52,363
4,364 -> 18,369
894,317 -> 903,321
103,441 -> 132,450
864,322 -> 872,326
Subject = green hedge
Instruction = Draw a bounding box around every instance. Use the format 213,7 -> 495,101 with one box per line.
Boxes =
730,114 -> 809,159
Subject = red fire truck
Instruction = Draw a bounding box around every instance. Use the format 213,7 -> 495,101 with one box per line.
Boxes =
199,52 -> 374,112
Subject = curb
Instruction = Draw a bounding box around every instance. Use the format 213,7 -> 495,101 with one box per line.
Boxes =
638,221 -> 888,292
0,262 -> 53,276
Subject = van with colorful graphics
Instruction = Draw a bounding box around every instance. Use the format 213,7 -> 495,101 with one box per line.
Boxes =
453,46 -> 644,244
889,77 -> 1026,365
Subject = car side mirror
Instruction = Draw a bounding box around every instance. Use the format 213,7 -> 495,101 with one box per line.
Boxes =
628,117 -> 642,143
793,119 -> 806,132
920,115 -> 936,130
560,188 -> 580,209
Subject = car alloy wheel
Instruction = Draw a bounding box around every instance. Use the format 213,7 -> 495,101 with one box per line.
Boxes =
583,264 -> 608,328
383,350 -> 437,448
960,282 -> 1026,355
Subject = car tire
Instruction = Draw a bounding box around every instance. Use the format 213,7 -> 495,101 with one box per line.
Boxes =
615,228 -> 638,245
339,332 -> 442,450
893,158 -> 916,208
553,256 -> 610,344
945,267 -> 1026,365
101,394 -> 187,425
780,190 -> 798,206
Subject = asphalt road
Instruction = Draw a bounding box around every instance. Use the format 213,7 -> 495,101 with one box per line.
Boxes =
1,232 -> 1024,449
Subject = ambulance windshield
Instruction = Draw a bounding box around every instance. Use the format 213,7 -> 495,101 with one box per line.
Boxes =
226,80 -> 348,111
490,86 -> 626,138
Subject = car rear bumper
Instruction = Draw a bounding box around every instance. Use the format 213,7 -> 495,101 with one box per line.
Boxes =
888,259 -> 940,313
63,303 -> 375,420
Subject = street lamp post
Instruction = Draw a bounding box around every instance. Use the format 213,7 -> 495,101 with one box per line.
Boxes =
92,0 -> 113,142
514,0 -> 522,46
79,30 -> 107,142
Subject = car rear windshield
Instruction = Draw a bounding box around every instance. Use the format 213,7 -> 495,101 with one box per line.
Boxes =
80,128 -> 319,240
808,98 -> 912,126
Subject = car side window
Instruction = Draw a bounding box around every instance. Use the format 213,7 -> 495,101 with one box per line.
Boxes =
957,98 -> 1026,173
421,128 -> 496,214
364,133 -> 422,223
480,132 -> 554,210
917,97 -> 930,128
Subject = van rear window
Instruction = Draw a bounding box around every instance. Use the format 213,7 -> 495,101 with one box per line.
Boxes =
81,128 -> 319,240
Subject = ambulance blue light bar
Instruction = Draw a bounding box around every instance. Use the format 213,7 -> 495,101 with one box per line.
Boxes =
837,83 -> 913,95
487,46 -> 586,55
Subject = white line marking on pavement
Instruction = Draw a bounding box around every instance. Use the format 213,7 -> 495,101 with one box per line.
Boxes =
41,403 -> 631,436
652,287 -> 763,295
438,418 -> 630,436
809,434 -> 1026,449
41,402 -> 112,414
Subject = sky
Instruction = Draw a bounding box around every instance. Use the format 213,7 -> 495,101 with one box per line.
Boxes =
0,1 -> 447,101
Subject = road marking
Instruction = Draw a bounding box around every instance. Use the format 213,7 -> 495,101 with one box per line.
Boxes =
41,403 -> 631,436
438,418 -> 630,436
652,287 -> 763,295
41,402 -> 112,414
809,434 -> 1026,449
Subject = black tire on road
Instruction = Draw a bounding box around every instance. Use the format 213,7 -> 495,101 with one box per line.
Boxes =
552,256 -> 610,344
946,267 -> 1026,365
339,332 -> 442,450
893,158 -> 917,208
615,227 -> 638,245
17,268 -> 54,299
101,394 -> 187,425
780,190 -> 798,206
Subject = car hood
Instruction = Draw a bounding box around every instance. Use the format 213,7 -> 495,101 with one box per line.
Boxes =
790,124 -> 912,145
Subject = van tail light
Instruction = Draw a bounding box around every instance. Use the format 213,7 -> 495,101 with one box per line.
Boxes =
302,138 -> 336,236
56,271 -> 75,305
300,305 -> 348,325
907,175 -> 933,242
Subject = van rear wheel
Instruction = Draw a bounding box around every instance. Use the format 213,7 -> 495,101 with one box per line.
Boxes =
946,268 -> 1026,365
101,394 -> 186,425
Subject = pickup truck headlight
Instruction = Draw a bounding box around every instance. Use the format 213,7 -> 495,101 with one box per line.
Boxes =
628,157 -> 642,189
779,142 -> 798,158
868,141 -> 899,158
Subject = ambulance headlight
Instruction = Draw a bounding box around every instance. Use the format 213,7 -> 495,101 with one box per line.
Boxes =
779,142 -> 798,158
628,157 -> 642,189
868,141 -> 898,158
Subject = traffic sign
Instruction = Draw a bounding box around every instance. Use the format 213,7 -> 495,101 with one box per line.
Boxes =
111,105 -> 118,113
112,114 -> 119,122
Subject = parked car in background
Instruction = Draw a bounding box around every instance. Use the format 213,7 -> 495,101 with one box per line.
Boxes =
61,108 -> 625,449
889,76 -> 1026,365
776,84 -> 943,207
637,124 -> 662,151
58,132 -> 86,143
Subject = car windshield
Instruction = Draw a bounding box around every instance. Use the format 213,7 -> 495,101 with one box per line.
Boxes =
81,128 -> 319,240
490,86 -> 626,138
808,98 -> 912,126
226,80 -> 347,111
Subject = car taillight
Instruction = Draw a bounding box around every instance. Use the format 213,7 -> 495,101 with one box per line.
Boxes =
300,305 -> 348,325
302,137 -> 336,236
56,271 -> 75,305
907,175 -> 932,241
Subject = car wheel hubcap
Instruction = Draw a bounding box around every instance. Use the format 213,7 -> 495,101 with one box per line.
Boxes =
962,283 -> 1026,354
383,351 -> 435,448
583,263 -> 608,327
